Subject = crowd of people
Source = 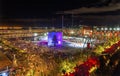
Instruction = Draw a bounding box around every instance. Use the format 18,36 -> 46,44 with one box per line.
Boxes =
1,36 -> 119,76
0,38 -> 92,76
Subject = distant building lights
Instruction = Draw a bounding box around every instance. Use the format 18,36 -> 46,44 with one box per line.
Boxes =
109,28 -> 112,30
97,28 -> 99,30
117,27 -> 120,31
101,28 -> 103,30
44,33 -> 47,36
105,28 -> 108,30
113,28 -> 116,30
34,33 -> 38,36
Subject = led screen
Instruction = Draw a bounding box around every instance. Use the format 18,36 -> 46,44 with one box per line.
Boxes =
48,32 -> 62,46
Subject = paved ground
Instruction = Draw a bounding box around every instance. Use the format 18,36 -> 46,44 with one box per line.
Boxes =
0,51 -> 12,70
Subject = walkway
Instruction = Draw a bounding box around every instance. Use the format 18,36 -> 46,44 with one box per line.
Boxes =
0,50 -> 12,70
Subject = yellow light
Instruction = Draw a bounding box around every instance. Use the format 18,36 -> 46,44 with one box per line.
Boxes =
70,30 -> 74,34
89,66 -> 97,73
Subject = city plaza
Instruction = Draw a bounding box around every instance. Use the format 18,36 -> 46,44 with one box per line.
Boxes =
0,26 -> 119,76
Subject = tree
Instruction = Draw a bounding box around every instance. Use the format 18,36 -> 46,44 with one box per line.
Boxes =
52,35 -> 58,46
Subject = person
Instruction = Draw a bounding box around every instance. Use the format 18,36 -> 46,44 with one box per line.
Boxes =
87,43 -> 90,49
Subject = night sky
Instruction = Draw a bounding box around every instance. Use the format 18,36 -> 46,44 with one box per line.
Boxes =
1,0 -> 120,18
1,0 -> 85,18
0,0 -> 120,27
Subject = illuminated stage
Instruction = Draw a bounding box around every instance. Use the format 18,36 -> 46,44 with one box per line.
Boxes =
48,32 -> 63,47
36,34 -> 95,49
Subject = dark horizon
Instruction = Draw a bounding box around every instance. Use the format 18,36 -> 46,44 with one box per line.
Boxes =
1,0 -> 120,18
0,0 -> 120,27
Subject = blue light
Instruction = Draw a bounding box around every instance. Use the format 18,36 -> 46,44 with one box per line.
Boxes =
48,32 -> 62,46
0,72 -> 8,76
